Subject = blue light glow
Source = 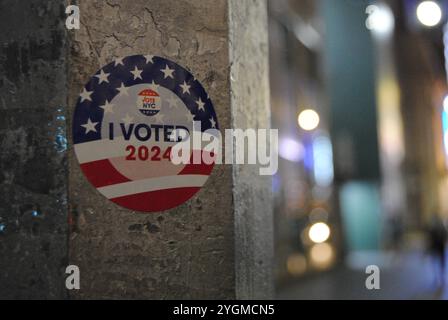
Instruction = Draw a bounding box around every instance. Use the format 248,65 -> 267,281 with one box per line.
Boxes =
312,135 -> 334,187
443,110 -> 448,163
279,137 -> 304,163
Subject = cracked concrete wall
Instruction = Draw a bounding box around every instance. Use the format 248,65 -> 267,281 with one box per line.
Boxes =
68,0 -> 235,299
0,0 -> 272,299
0,0 -> 69,299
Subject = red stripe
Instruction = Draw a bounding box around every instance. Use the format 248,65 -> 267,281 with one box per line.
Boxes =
179,150 -> 215,175
80,159 -> 131,188
80,150 -> 214,189
110,187 -> 200,212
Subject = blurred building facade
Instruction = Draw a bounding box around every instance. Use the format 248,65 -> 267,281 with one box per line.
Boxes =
271,0 -> 448,292
269,0 -> 339,283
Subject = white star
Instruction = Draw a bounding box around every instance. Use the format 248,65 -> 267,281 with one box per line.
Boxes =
149,80 -> 160,91
185,111 -> 195,123
167,97 -> 178,108
80,88 -> 93,103
114,57 -> 124,66
131,66 -> 143,80
95,70 -> 110,84
99,100 -> 114,114
196,97 -> 205,112
81,118 -> 98,134
153,113 -> 165,123
161,64 -> 175,79
180,81 -> 190,94
210,117 -> 216,128
122,114 -> 134,125
117,83 -> 129,96
144,55 -> 154,64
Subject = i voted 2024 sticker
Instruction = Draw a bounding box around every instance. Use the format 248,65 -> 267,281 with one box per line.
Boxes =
73,55 -> 218,212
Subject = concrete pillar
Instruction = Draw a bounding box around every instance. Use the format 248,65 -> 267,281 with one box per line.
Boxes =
68,0 -> 273,299
228,0 -> 273,299
0,0 -> 68,299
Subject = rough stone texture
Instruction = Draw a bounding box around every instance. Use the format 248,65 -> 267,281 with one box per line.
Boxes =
68,0 -> 235,299
229,0 -> 274,299
0,0 -> 68,299
0,0 -> 272,299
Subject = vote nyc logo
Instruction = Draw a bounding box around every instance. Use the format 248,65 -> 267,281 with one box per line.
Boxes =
137,89 -> 162,116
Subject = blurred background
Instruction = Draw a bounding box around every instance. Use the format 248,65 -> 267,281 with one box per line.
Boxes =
270,0 -> 448,299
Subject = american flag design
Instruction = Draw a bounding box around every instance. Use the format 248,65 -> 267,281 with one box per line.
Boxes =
73,55 -> 219,212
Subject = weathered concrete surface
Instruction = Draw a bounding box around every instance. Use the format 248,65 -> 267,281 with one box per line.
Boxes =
68,0 -> 273,299
68,0 -> 235,299
0,0 -> 272,299
0,0 -> 68,299
229,0 -> 274,299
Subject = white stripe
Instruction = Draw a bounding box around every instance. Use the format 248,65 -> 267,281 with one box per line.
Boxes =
75,137 -> 124,163
96,175 -> 208,199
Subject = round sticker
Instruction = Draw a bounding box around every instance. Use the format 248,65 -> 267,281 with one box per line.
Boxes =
73,55 -> 219,212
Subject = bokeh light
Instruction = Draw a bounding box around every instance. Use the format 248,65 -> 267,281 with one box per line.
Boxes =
416,1 -> 442,27
365,4 -> 394,36
309,207 -> 329,223
279,137 -> 304,162
308,222 -> 331,243
298,109 -> 320,131
310,243 -> 334,269
312,135 -> 334,187
287,253 -> 307,276
443,95 -> 448,112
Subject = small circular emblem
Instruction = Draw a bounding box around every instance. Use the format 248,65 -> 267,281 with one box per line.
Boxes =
137,88 -> 161,116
